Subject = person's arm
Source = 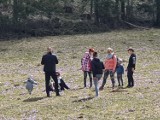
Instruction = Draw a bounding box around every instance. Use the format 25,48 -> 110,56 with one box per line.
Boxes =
104,59 -> 107,71
101,62 -> 105,70
132,55 -> 136,70
130,54 -> 136,72
91,61 -> 96,77
55,56 -> 58,64
122,66 -> 124,74
81,58 -> 84,71
113,55 -> 117,72
41,56 -> 45,65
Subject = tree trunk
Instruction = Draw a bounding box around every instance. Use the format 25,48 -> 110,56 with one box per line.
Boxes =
121,0 -> 126,20
115,0 -> 120,20
94,0 -> 99,25
13,0 -> 18,24
90,0 -> 93,15
156,0 -> 160,26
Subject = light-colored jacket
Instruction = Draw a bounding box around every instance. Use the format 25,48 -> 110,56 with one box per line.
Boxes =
25,78 -> 37,94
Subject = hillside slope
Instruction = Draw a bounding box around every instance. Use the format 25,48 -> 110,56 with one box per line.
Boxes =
0,29 -> 160,120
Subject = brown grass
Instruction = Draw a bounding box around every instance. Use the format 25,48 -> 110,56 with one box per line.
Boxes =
0,29 -> 160,120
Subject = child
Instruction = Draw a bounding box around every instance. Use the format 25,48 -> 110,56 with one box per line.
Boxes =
116,59 -> 124,87
25,75 -> 37,94
49,72 -> 70,92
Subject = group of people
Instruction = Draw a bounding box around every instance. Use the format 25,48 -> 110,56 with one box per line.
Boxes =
41,47 -> 136,97
81,47 -> 136,96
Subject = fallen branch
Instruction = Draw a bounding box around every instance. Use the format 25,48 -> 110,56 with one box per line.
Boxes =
123,20 -> 150,30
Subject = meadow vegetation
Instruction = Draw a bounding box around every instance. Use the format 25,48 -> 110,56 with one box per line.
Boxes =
0,29 -> 160,120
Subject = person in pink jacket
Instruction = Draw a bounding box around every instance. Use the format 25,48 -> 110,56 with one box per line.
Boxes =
99,48 -> 117,90
81,48 -> 94,88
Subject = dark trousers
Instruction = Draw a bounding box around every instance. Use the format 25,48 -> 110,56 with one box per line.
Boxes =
60,79 -> 70,90
117,74 -> 123,86
127,68 -> 134,87
84,71 -> 92,87
45,72 -> 59,96
101,70 -> 115,88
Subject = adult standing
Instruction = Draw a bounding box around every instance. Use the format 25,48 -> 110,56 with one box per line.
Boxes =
126,47 -> 136,88
41,47 -> 60,97
91,52 -> 104,97
81,48 -> 94,88
99,48 -> 117,90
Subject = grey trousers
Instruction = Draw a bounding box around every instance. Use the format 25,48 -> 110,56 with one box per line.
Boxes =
101,70 -> 115,88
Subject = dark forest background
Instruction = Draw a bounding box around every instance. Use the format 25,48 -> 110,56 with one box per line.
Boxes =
0,0 -> 160,39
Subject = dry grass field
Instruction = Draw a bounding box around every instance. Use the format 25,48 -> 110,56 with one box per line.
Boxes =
0,29 -> 160,120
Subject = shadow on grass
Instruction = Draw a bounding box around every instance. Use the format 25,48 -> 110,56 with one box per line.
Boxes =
23,97 -> 45,102
111,88 -> 128,92
72,96 -> 94,103
71,87 -> 84,91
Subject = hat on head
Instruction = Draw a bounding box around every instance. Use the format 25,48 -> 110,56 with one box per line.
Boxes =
107,47 -> 113,52
128,47 -> 134,52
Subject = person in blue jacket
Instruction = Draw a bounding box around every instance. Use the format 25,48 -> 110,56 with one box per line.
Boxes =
116,58 -> 124,87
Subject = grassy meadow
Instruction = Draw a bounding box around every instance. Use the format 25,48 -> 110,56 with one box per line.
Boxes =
0,29 -> 160,120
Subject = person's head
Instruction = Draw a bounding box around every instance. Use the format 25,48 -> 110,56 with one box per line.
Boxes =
93,52 -> 98,58
118,58 -> 123,64
28,75 -> 34,79
47,47 -> 53,53
128,47 -> 134,55
56,72 -> 60,77
89,48 -> 95,54
107,47 -> 113,54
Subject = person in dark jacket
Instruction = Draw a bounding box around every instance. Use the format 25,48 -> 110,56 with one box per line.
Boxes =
49,72 -> 70,92
126,47 -> 136,88
41,47 -> 60,97
56,72 -> 70,91
91,52 -> 104,97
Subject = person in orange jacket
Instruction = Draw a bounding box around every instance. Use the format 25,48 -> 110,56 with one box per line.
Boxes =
99,48 -> 117,90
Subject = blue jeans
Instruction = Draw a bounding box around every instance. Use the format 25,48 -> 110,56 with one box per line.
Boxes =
93,74 -> 102,96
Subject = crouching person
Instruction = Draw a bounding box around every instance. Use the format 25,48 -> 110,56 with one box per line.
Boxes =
49,72 -> 70,92
91,52 -> 104,97
56,72 -> 70,91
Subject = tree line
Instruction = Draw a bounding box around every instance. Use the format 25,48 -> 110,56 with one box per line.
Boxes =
0,0 -> 160,38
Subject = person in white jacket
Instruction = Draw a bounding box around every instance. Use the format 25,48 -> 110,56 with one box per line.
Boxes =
25,75 -> 37,94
